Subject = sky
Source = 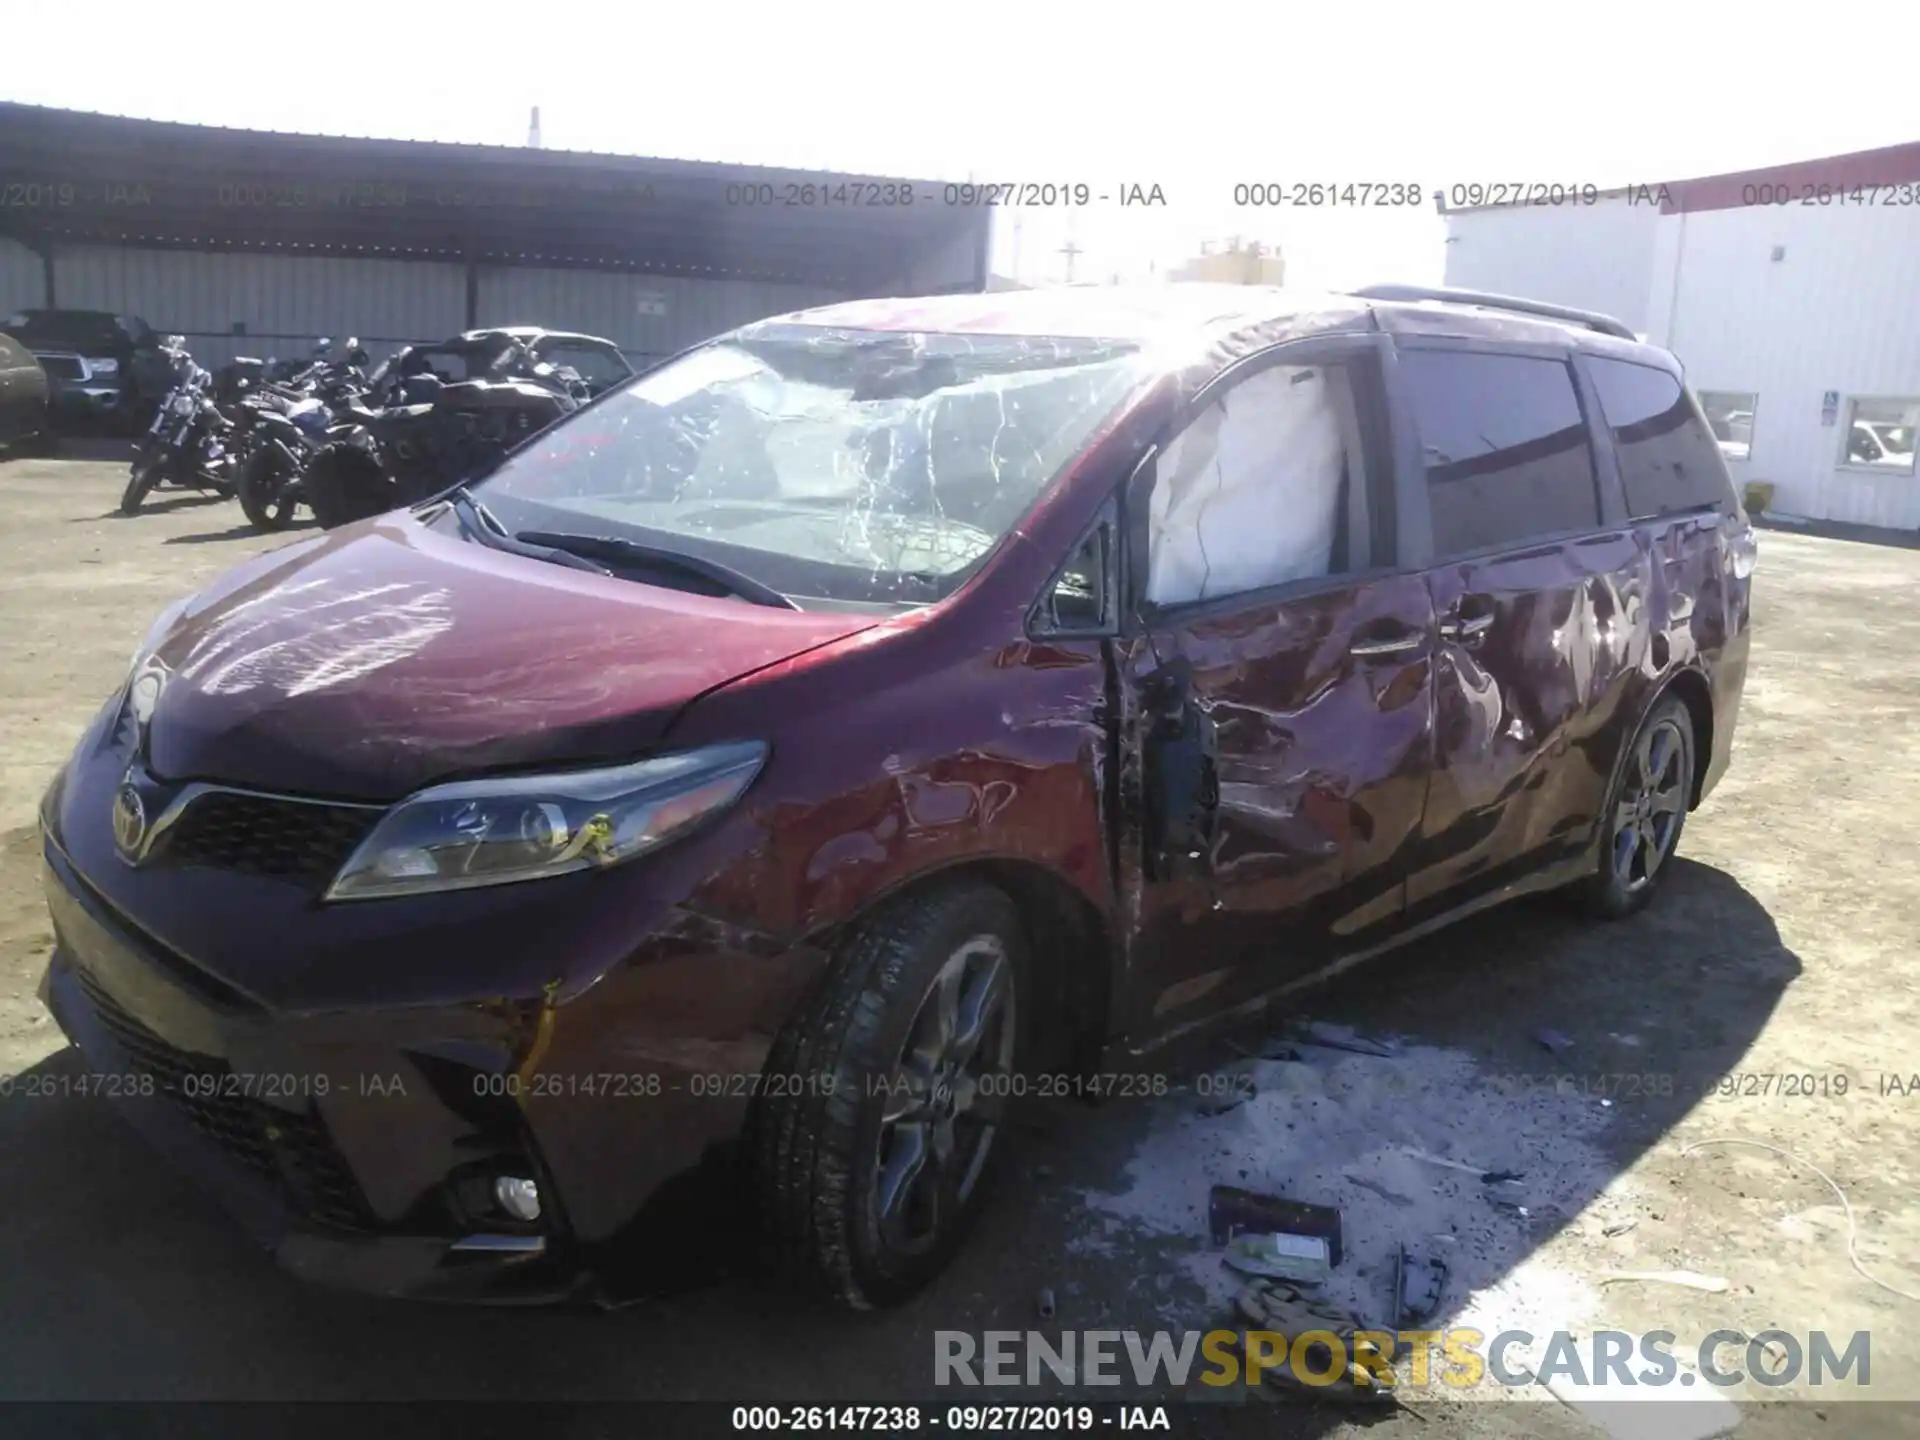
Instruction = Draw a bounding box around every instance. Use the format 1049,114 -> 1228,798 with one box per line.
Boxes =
6,2 -> 1915,292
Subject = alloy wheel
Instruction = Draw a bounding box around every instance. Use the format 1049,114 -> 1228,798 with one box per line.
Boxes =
871,935 -> 1017,1257
1611,716 -> 1689,892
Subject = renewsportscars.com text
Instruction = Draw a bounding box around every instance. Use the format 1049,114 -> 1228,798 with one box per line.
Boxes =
935,1328 -> 1871,1390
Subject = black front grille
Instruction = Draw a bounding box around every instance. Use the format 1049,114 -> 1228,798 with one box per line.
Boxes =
75,966 -> 371,1231
159,790 -> 379,886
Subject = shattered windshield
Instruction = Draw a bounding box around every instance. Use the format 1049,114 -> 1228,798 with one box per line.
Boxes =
468,325 -> 1147,606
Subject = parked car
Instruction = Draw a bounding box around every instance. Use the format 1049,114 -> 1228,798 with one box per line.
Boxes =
35,282 -> 1755,1311
1846,418 -> 1916,470
387,327 -> 634,399
0,330 -> 50,453
0,309 -> 176,432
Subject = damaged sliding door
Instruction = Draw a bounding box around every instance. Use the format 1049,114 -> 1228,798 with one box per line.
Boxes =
1116,336 -> 1436,1048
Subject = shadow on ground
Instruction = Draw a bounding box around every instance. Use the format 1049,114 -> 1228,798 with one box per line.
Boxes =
0,854 -> 1792,1425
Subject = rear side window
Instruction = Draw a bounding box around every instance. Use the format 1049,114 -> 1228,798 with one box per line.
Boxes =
1403,350 -> 1600,559
1587,358 -> 1737,518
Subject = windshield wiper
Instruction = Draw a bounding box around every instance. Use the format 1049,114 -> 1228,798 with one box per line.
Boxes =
443,488 -> 611,575
514,530 -> 799,610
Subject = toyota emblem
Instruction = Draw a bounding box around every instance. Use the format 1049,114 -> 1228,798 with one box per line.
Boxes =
112,780 -> 149,859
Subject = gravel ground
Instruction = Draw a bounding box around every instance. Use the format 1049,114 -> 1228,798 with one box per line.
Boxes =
2,452 -> 1917,1438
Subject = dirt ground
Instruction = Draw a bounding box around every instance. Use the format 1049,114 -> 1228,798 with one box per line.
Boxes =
2,450 -> 1918,1438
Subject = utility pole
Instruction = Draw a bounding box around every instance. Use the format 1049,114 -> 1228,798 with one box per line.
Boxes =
1059,238 -> 1082,284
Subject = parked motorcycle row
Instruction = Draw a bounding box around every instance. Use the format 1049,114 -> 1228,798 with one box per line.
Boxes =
119,329 -> 616,533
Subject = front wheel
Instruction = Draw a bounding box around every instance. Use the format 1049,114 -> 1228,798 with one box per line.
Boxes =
120,454 -> 163,515
238,446 -> 301,531
754,881 -> 1027,1310
1581,695 -> 1696,919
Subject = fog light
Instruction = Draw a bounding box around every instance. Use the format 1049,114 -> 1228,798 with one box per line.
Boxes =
493,1175 -> 541,1222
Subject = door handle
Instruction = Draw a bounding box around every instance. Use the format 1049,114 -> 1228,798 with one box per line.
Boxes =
1350,632 -> 1427,657
1438,614 -> 1494,642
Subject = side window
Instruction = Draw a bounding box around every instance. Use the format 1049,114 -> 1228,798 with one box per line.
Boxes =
1038,517 -> 1113,633
1588,358 -> 1739,517
544,344 -> 630,390
1144,361 -> 1361,607
1403,349 -> 1600,559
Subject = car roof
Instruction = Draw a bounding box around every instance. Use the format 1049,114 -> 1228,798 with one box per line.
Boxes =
458,327 -> 614,346
766,283 -> 1679,373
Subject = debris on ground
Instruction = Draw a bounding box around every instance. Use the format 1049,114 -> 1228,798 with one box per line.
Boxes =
1235,1278 -> 1372,1336
1398,1145 -> 1490,1178
1483,1176 -> 1530,1211
1036,1286 -> 1055,1320
1224,1230 -> 1334,1284
1217,1328 -> 1399,1407
1535,1027 -> 1576,1053
1602,1219 -> 1640,1238
1392,1244 -> 1449,1328
1289,1020 -> 1400,1058
1600,1269 -> 1731,1293
1207,1185 -> 1344,1262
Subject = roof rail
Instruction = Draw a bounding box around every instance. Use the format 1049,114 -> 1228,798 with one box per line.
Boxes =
1351,283 -> 1639,342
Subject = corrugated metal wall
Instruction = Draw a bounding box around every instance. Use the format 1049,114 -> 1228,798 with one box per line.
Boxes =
1661,205 -> 1920,530
1443,198 -> 1920,529
1443,198 -> 1662,337
49,244 -> 468,371
897,222 -> 988,296
26,244 -> 856,374
0,237 -> 45,316
472,268 -> 849,369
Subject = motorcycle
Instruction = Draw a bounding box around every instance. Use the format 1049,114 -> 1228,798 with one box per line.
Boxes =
120,352 -> 244,515
234,340 -> 372,532
302,341 -> 585,530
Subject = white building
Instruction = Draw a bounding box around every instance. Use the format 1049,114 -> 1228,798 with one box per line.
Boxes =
1442,143 -> 1920,531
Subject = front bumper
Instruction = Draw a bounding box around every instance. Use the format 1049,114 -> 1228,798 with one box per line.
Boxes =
48,382 -> 130,426
39,843 -> 590,1304
38,846 -> 825,1305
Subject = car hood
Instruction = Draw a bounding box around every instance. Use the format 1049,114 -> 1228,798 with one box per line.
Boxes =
139,512 -> 877,800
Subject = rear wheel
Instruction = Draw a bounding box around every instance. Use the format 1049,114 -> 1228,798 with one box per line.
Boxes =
238,445 -> 300,531
754,881 -> 1027,1310
119,454 -> 162,515
1582,695 -> 1695,919
303,441 -> 393,530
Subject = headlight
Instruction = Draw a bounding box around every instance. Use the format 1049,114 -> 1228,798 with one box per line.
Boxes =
89,357 -> 120,375
325,741 -> 768,902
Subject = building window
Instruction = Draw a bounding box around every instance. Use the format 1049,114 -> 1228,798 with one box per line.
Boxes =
1842,398 -> 1920,475
1697,391 -> 1758,462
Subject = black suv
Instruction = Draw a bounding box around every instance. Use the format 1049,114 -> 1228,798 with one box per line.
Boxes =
0,309 -> 175,432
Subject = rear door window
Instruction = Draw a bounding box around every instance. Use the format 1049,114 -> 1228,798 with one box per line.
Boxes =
1403,349 -> 1601,559
1587,357 -> 1738,517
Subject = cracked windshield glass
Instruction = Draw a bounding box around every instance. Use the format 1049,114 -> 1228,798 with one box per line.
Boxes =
469,325 -> 1146,606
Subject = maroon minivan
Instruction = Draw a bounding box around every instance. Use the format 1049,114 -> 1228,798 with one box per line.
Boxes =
37,282 -> 1755,1309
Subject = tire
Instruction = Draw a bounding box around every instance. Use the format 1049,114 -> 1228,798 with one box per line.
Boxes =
120,455 -> 162,515
238,446 -> 300,531
303,441 -> 393,530
754,880 -> 1028,1310
1581,695 -> 1695,919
